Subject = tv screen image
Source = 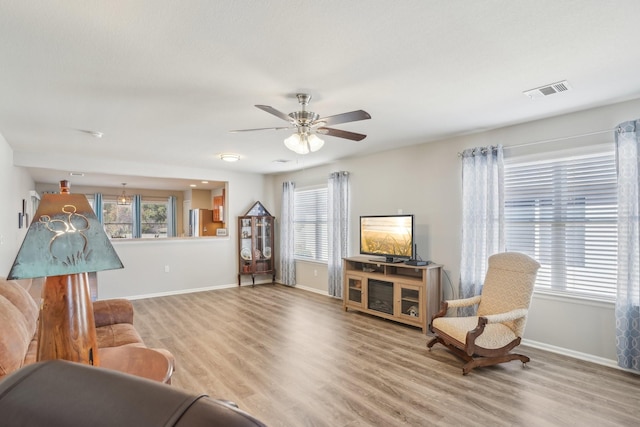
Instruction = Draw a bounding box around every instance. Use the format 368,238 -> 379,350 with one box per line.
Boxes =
360,215 -> 414,262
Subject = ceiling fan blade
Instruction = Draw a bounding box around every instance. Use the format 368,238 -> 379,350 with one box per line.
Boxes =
317,110 -> 371,126
255,105 -> 295,123
229,126 -> 292,133
317,127 -> 367,141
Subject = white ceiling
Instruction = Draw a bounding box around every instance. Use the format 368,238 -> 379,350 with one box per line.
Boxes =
2,1 -> 640,190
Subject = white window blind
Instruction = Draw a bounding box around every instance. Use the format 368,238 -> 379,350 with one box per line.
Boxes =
504,152 -> 618,300
294,187 -> 328,262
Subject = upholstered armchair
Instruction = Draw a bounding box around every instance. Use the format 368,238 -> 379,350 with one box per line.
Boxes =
427,252 -> 540,375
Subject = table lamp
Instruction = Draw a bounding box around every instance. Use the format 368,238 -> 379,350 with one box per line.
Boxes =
7,180 -> 123,366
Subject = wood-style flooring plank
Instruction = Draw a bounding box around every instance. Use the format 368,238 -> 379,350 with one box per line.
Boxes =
132,284 -> 640,427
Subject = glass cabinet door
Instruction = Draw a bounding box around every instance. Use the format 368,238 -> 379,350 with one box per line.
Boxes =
397,284 -> 422,321
239,217 -> 253,273
346,275 -> 364,307
254,217 -> 273,272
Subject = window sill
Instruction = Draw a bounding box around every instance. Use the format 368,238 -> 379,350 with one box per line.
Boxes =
533,289 -> 615,308
110,236 -> 229,244
295,259 -> 328,266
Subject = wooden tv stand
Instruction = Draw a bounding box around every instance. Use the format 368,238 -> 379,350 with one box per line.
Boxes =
342,256 -> 441,333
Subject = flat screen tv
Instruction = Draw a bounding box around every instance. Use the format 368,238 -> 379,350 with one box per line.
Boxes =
360,214 -> 414,262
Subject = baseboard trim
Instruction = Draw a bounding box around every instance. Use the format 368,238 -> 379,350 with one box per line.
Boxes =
521,338 -> 637,373
122,279 -> 278,301
122,283 -> 236,300
289,283 -> 329,296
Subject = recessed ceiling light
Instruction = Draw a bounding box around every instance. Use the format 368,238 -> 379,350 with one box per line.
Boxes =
69,172 -> 85,177
220,153 -> 240,162
201,181 -> 209,184
190,184 -> 197,187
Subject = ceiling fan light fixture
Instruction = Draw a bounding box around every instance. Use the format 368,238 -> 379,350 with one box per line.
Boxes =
284,133 -> 306,154
306,133 -> 325,152
284,133 -> 324,155
233,93 -> 370,146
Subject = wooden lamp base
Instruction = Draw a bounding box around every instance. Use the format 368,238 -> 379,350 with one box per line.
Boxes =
36,272 -> 100,366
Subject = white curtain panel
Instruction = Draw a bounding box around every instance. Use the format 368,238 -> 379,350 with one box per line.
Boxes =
615,120 -> 640,371
279,181 -> 296,286
459,145 -> 504,313
328,171 -> 350,298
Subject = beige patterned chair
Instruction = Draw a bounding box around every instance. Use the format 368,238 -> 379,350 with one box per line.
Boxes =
427,252 -> 540,375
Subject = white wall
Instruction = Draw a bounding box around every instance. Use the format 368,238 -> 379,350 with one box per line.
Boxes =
99,237 -> 236,299
0,133 -> 33,275
270,97 -> 640,364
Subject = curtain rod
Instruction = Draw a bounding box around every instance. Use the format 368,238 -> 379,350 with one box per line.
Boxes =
457,127 -> 617,157
505,128 -> 615,149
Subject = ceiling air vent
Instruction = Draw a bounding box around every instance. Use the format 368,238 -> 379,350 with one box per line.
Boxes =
523,80 -> 572,99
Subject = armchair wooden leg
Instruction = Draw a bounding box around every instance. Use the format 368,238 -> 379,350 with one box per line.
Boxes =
426,336 -> 443,350
462,353 -> 531,375
513,353 -> 530,366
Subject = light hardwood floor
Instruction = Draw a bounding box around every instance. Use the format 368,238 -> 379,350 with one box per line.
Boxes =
132,284 -> 640,427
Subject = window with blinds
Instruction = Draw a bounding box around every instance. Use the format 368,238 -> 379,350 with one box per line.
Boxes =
504,151 -> 618,300
294,187 -> 328,262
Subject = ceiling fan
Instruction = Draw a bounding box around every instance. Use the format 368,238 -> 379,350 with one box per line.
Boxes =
230,93 -> 371,154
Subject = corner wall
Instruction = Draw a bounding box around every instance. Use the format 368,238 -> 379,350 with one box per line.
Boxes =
0,133 -> 34,275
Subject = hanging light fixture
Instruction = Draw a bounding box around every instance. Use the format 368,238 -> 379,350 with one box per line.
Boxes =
284,129 -> 324,155
117,183 -> 131,205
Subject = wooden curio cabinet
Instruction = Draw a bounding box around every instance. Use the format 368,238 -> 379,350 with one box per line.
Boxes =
238,201 -> 276,286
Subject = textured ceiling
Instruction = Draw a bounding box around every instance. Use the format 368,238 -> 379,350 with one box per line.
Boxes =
2,1 -> 640,189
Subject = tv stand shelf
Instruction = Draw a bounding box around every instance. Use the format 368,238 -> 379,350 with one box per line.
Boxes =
343,256 -> 441,333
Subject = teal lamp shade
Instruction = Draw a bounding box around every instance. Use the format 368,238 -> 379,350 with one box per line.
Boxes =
7,191 -> 123,279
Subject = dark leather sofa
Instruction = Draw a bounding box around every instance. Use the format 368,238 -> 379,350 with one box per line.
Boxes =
0,360 -> 266,427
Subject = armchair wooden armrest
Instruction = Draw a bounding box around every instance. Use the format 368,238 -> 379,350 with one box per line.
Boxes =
93,299 -> 135,327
